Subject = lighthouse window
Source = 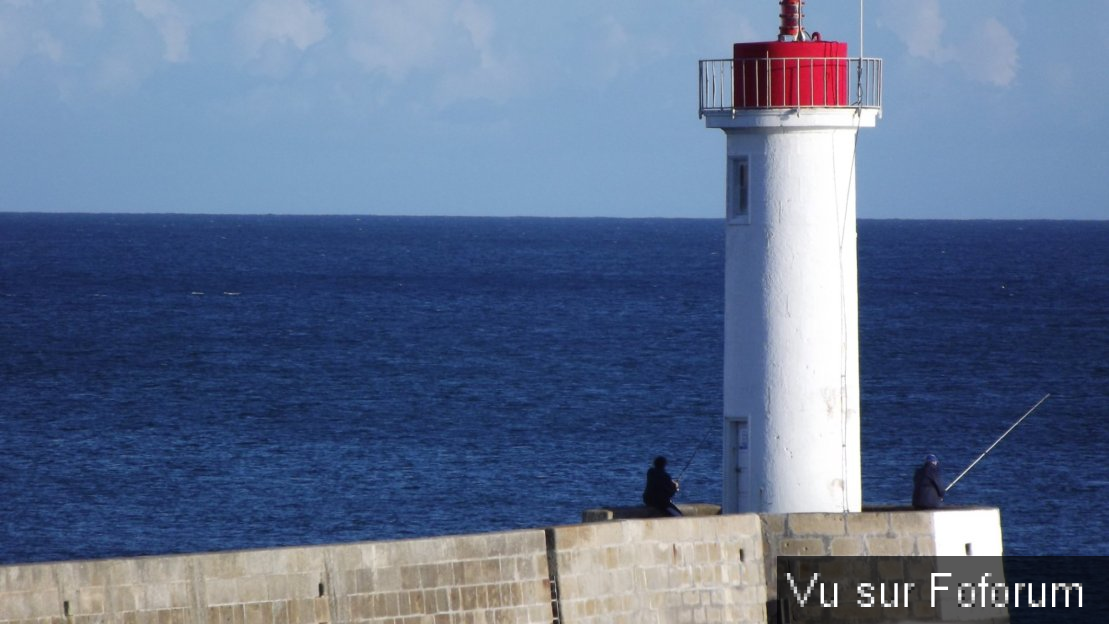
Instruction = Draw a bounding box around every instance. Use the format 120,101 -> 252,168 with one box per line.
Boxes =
727,156 -> 750,222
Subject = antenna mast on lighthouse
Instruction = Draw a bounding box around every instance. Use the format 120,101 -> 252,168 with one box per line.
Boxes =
698,1 -> 882,513
778,0 -> 806,41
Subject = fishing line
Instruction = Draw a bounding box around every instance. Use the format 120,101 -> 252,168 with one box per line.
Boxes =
676,423 -> 715,482
946,393 -> 1051,491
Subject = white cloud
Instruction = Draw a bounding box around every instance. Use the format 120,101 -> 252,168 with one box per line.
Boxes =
440,0 -> 523,103
961,17 -> 1019,87
454,0 -> 493,59
343,0 -> 522,104
878,0 -> 952,63
0,3 -> 42,70
595,16 -> 632,81
237,0 -> 330,61
79,0 -> 104,30
344,0 -> 456,80
878,0 -> 1019,87
584,14 -> 670,86
33,30 -> 63,63
133,0 -> 190,62
92,54 -> 142,94
0,17 -> 28,70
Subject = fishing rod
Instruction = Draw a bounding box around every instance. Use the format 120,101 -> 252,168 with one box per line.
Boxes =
946,393 -> 1051,492
676,425 -> 715,482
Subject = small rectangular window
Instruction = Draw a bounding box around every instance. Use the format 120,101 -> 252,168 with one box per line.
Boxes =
727,156 -> 750,223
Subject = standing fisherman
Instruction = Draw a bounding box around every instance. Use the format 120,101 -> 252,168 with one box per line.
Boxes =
643,456 -> 683,517
912,453 -> 946,509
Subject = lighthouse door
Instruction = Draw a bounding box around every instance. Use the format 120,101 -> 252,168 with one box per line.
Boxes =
724,416 -> 751,512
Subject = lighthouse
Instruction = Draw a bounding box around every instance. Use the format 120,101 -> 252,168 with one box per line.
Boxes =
699,1 -> 882,513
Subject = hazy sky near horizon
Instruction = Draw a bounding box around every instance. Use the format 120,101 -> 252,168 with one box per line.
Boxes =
2,1 -> 1106,219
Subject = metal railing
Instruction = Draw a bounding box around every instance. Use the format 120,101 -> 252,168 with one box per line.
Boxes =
699,57 -> 882,117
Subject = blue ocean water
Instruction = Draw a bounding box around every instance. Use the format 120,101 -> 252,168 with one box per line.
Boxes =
0,214 -> 1105,564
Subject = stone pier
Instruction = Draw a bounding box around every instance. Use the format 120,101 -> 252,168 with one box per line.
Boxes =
0,507 -> 1003,624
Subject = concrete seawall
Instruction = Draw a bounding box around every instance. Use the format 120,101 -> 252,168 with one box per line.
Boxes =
0,508 -> 1002,624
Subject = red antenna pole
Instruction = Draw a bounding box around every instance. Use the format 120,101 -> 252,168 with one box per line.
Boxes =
778,0 -> 804,41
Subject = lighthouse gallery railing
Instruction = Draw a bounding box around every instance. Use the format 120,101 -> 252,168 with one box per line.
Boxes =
699,57 -> 882,117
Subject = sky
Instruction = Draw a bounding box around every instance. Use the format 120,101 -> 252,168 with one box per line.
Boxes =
1,1 -> 1107,220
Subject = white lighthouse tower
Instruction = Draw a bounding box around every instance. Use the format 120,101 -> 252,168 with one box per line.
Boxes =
699,1 -> 882,513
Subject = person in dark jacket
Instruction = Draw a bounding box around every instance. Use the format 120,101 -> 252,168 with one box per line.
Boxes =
912,453 -> 946,509
642,456 -> 682,517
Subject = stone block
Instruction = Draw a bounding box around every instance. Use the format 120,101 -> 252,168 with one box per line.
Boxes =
242,602 -> 266,624
914,537 -> 936,556
327,545 -> 363,572
71,563 -> 107,588
0,566 -> 26,593
375,567 -> 402,594
590,521 -> 625,546
110,585 -> 138,613
899,536 -> 917,555
431,587 -> 450,613
271,602 -> 289,624
776,538 -> 826,556
673,516 -> 706,542
516,558 -> 543,586
347,595 -> 366,620
427,563 -> 452,589
460,585 -> 481,611
1,590 -> 28,619
829,537 -> 864,556
504,531 -> 544,558
367,593 -> 384,617
398,565 -> 420,590
266,574 -> 292,600
0,591 -> 30,620
453,535 -> 492,562
131,559 -> 175,586
75,587 -> 106,614
483,534 -> 511,560
204,579 -> 236,606
889,511 -> 933,535
141,584 -> 172,611
787,513 -> 846,537
237,552 -> 274,578
105,560 -> 137,588
479,559 -> 500,584
846,512 -> 891,536
669,566 -> 693,588
287,548 -> 325,574
760,514 -> 787,547
158,607 -> 187,624
552,525 -> 592,552
464,561 -> 488,586
236,576 -> 268,603
202,555 -> 244,582
864,537 -> 907,556
285,599 -> 308,624
494,584 -> 513,609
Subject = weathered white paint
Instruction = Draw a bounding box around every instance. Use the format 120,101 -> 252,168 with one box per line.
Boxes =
933,508 -> 1005,556
707,108 -> 878,513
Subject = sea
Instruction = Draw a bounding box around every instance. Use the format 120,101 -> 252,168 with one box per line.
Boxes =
1,214 -> 1106,565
